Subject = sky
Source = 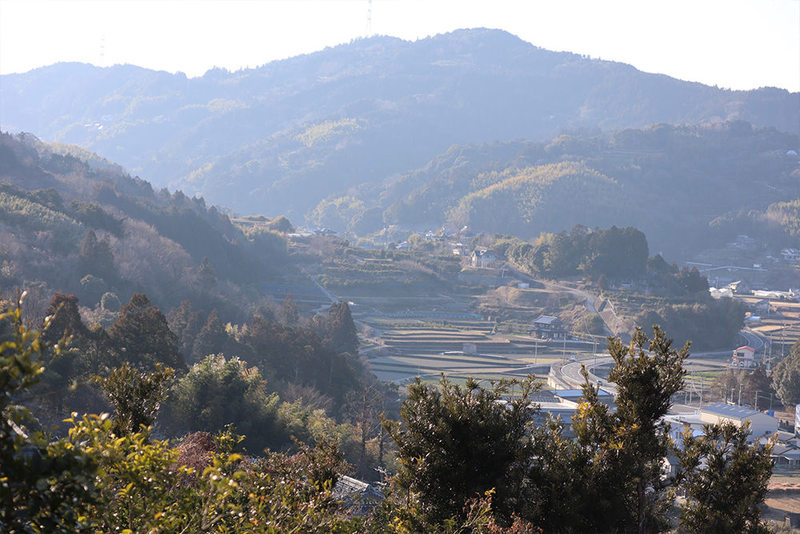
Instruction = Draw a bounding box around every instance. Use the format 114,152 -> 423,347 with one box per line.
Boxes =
0,0 -> 798,92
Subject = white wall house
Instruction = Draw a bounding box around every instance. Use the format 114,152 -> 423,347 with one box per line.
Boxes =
731,345 -> 756,368
699,403 -> 778,439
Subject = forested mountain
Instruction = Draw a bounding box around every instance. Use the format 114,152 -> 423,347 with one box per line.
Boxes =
357,122 -> 799,257
0,131 -> 289,321
0,131 -> 388,466
1,28 -> 797,221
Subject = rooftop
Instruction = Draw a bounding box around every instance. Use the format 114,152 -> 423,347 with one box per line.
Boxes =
533,315 -> 563,325
700,402 -> 767,419
554,388 -> 614,400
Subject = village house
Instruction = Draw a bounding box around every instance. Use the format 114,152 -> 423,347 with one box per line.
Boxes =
471,249 -> 498,268
752,299 -> 771,315
699,403 -> 778,439
530,315 -> 569,340
731,345 -> 757,368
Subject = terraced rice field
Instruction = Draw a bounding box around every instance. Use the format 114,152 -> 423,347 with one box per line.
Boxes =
745,298 -> 800,359
367,323 -> 596,383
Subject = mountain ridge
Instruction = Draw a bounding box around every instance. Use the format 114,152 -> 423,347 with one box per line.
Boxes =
1,28 -> 797,221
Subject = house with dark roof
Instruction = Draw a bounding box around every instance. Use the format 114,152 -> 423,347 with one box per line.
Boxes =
531,315 -> 568,340
771,444 -> 800,469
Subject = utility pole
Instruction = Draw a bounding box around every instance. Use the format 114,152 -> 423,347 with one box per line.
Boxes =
738,383 -> 743,406
767,338 -> 772,372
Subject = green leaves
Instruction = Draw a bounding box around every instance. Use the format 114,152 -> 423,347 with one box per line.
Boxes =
1,300 -> 98,533
92,362 -> 175,436
570,326 -> 689,533
678,422 -> 774,533
385,374 -> 538,525
772,338 -> 800,406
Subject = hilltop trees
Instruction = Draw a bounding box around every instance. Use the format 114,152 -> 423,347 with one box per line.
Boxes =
504,225 -> 649,280
326,300 -> 359,354
635,297 -> 746,351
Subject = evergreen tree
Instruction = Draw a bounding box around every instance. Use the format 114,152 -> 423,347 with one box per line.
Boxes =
277,293 -> 299,326
167,300 -> 205,358
197,257 -> 217,288
166,354 -> 282,452
573,326 -> 688,533
772,338 -> 800,406
384,375 -> 537,526
93,362 -> 174,436
41,292 -> 89,346
36,293 -> 95,415
107,294 -> 184,370
743,365 -> 775,409
326,300 -> 359,354
191,309 -> 230,361
78,229 -> 117,283
677,422 -> 774,533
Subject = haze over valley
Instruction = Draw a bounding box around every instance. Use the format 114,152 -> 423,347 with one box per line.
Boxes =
2,10 -> 800,532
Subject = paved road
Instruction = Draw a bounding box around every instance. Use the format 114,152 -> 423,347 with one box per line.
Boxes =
554,355 -> 617,393
740,329 -> 766,352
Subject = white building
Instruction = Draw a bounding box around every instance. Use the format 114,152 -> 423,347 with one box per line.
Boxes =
471,249 -> 498,268
731,345 -> 756,368
699,403 -> 778,440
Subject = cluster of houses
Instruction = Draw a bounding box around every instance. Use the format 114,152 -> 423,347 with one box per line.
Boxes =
339,393 -> 800,519
530,393 -> 799,470
664,403 -> 800,470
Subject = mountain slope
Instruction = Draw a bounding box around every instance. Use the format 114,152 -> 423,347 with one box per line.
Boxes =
0,131 -> 289,320
1,28 -> 797,219
364,122 -> 799,257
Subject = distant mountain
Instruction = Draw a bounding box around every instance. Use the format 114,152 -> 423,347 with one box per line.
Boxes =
356,122 -> 799,258
1,28 -> 797,220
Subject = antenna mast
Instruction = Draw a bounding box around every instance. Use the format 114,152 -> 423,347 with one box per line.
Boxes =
367,0 -> 372,36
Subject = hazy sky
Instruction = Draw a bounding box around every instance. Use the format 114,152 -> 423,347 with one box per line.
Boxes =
1,0 -> 798,91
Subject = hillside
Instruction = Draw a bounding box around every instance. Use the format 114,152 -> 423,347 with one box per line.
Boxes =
0,131 -> 290,321
1,28 -> 797,220
364,122 -> 799,257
